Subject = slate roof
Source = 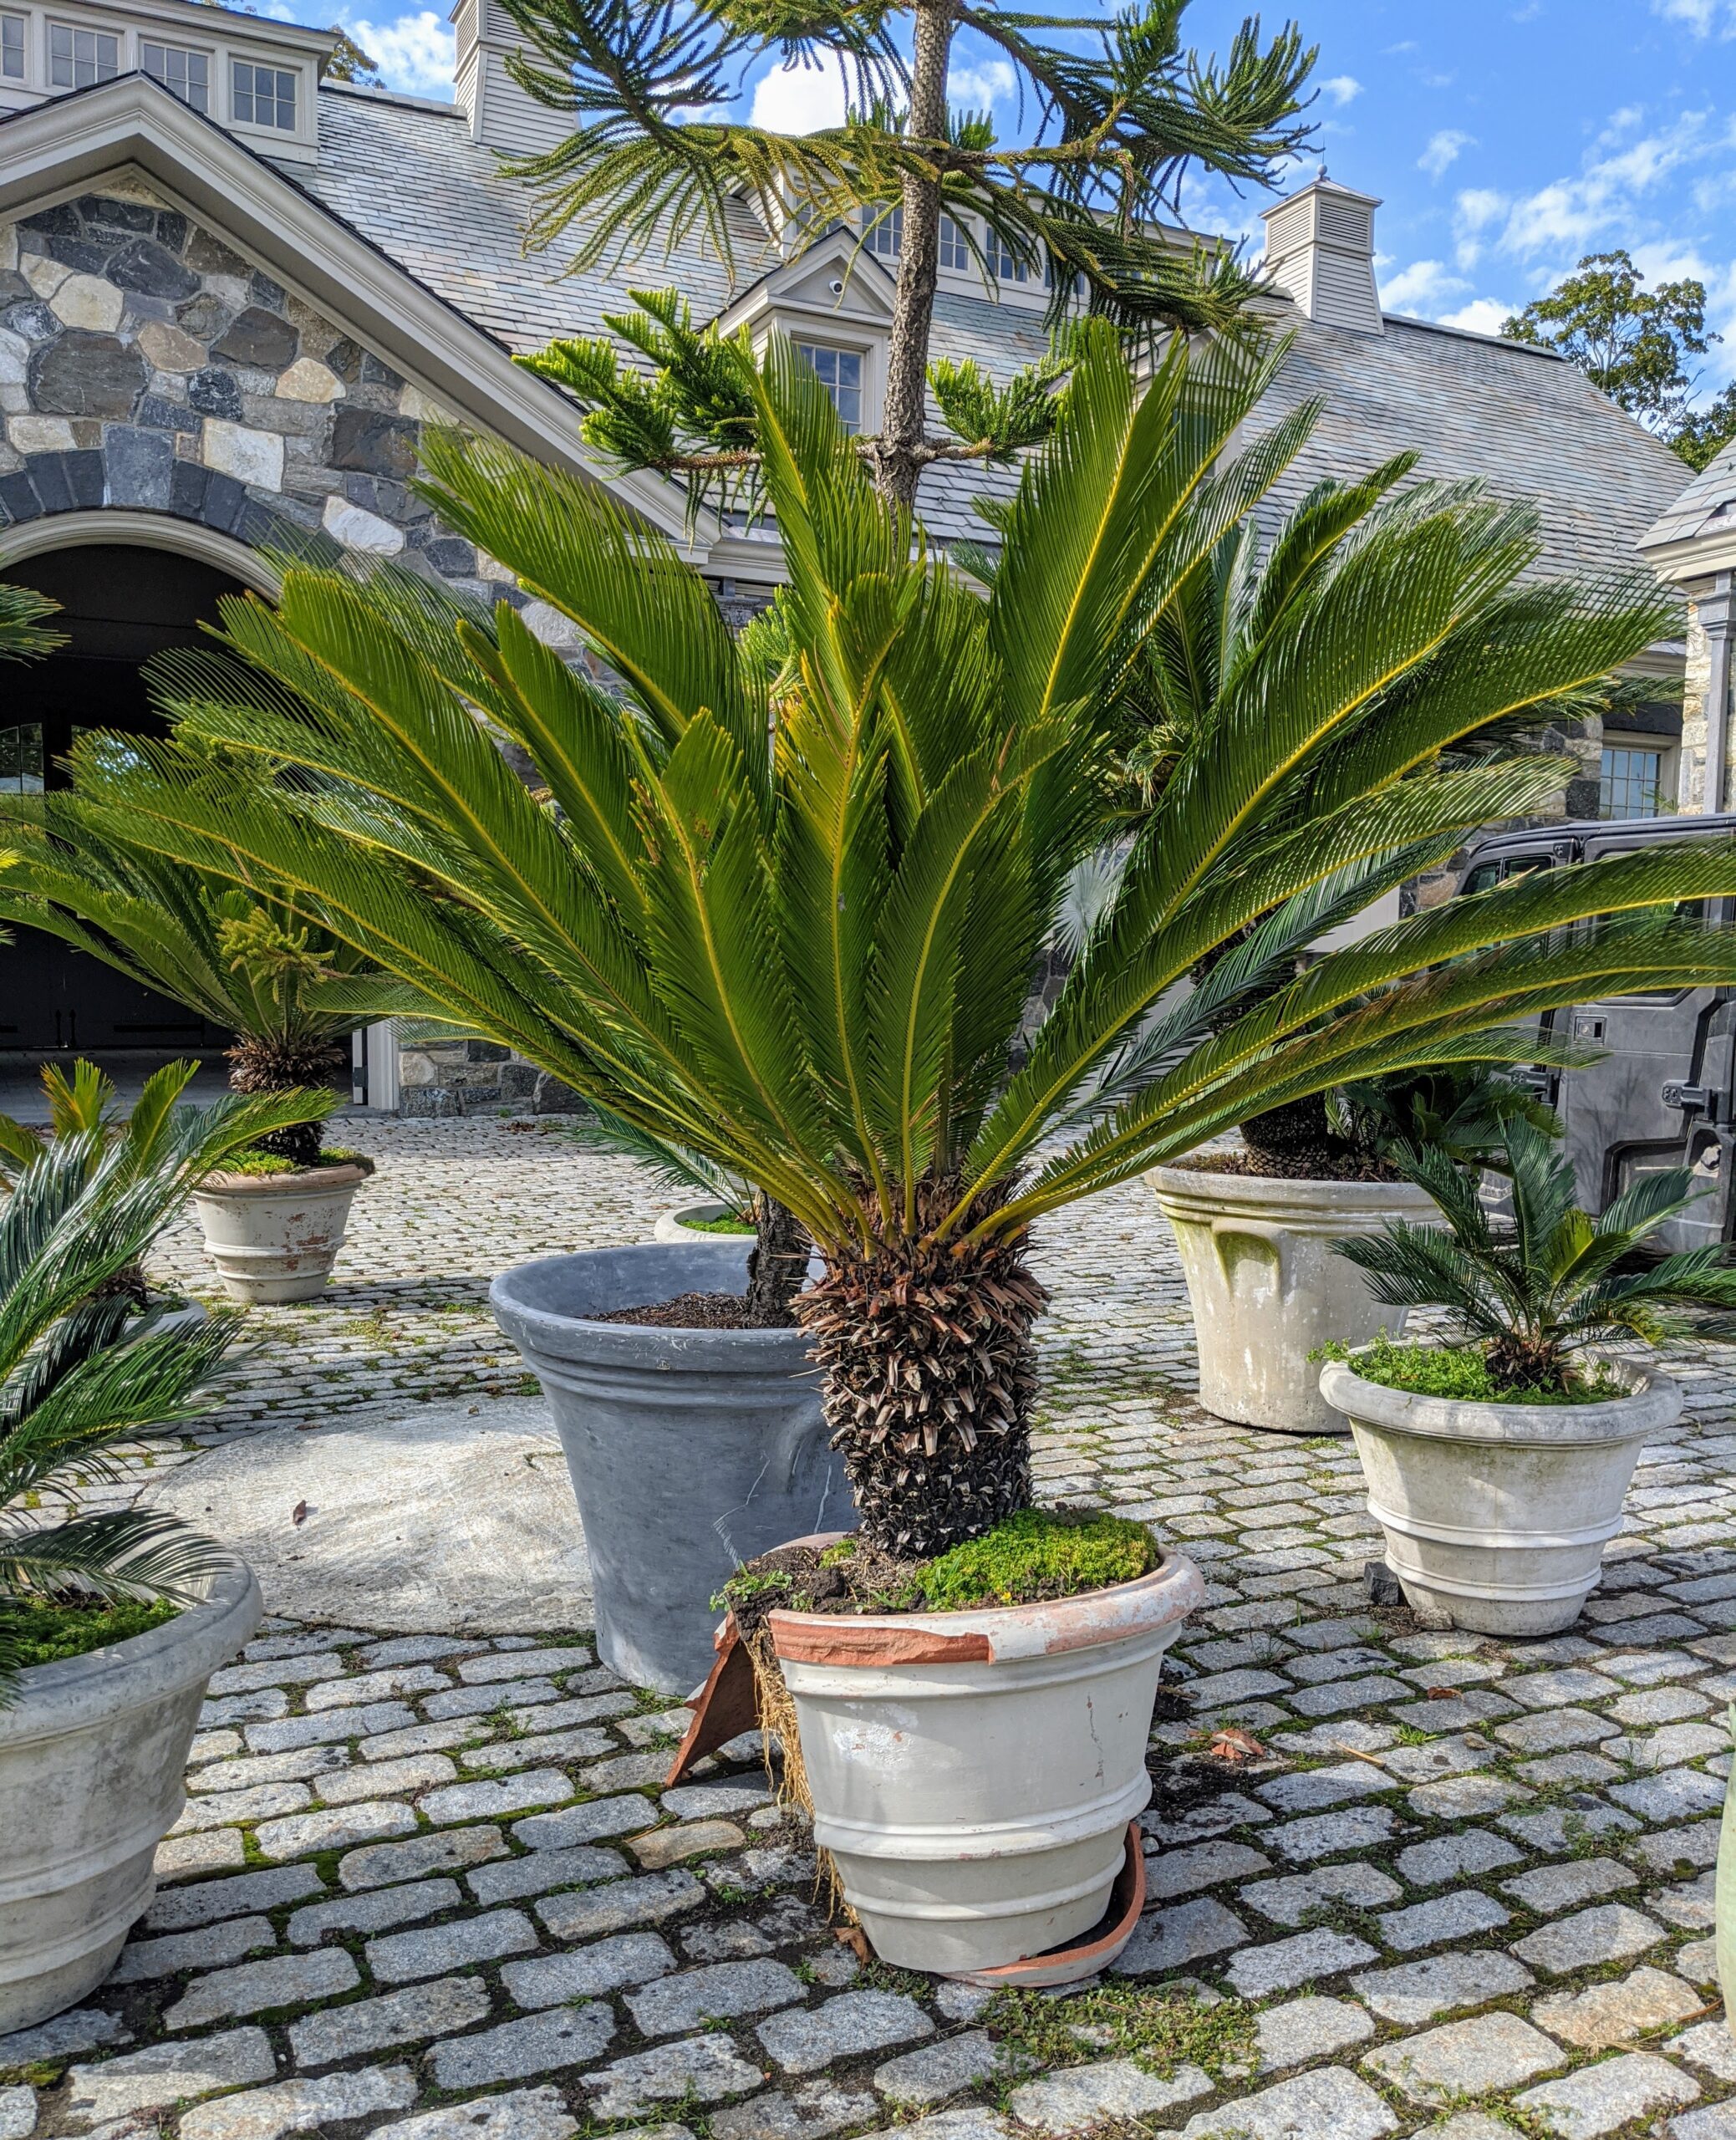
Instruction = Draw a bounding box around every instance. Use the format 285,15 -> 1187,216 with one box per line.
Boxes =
303,84 -> 1693,578
1640,438 -> 1736,556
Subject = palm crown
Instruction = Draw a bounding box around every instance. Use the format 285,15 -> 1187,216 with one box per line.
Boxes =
1336,1120 -> 1736,1394
62,324 -> 1736,1555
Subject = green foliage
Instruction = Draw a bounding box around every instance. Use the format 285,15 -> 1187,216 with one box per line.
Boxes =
1504,250 -> 1716,432
982,1979 -> 1255,2081
1336,1119 -> 1736,1394
1673,382 -> 1736,473
0,583 -> 63,664
1327,1061 -> 1570,1173
0,1062 -> 330,1701
220,1145 -> 375,1178
76,326 -> 1736,1261
7,1594 -> 178,1669
902,1508 -> 1155,1610
682,1212 -> 756,1234
1318,1331 -> 1627,1406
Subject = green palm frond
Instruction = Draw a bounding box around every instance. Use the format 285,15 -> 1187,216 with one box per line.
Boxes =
0,583 -> 63,663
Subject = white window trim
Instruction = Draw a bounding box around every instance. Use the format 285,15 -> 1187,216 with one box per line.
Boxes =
1599,731 -> 1677,819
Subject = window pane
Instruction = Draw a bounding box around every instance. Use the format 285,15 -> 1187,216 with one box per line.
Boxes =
143,40 -> 210,110
986,229 -> 1026,282
862,204 -> 900,258
938,215 -> 969,271
1,14 -> 23,78
233,59 -> 295,128
1600,745 -> 1665,820
793,341 -> 863,433
0,722 -> 43,795
48,23 -> 117,87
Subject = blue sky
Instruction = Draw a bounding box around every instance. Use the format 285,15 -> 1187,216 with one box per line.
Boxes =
314,0 -> 1736,405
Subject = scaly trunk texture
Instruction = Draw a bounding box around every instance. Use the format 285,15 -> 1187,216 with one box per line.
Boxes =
744,1194 -> 810,1327
227,1035 -> 346,1171
1238,1093 -> 1341,1167
797,1185 -> 1048,1557
867,0 -> 955,510
1484,1332 -> 1570,1395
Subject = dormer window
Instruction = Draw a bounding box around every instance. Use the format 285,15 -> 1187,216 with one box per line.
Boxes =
938,215 -> 970,272
1,13 -> 23,79
985,229 -> 1026,283
862,205 -> 901,260
48,23 -> 117,88
795,341 -> 863,432
143,39 -> 210,111
232,58 -> 295,129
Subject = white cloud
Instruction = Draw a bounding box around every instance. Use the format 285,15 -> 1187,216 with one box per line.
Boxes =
1320,74 -> 1362,106
343,8 -> 453,94
1418,129 -> 1474,180
1497,108 -> 1709,254
751,52 -> 849,134
949,58 -> 1016,109
1380,258 -> 1470,312
1652,0 -> 1729,32
1439,298 -> 1514,335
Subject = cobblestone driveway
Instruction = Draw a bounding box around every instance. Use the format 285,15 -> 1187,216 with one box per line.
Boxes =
6,1116 -> 1736,2140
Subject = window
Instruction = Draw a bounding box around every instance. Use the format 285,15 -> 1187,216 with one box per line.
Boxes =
1,13 -> 23,79
938,215 -> 970,271
143,39 -> 210,110
48,23 -> 118,88
232,59 -> 295,129
794,341 -> 863,432
0,723 -> 43,796
862,204 -> 901,259
985,227 -> 1027,282
1600,743 -> 1667,819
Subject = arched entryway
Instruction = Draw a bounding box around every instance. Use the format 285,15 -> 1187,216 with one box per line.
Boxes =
1,533 -> 255,1059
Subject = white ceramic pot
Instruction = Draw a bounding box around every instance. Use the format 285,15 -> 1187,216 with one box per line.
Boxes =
1147,1164 -> 1438,1434
770,1547 -> 1204,1979
1319,1353 -> 1680,1637
0,1560 -> 262,2030
652,1200 -> 755,1245
192,1163 -> 368,1304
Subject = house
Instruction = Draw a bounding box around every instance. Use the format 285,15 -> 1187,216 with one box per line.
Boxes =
0,0 -> 1702,1103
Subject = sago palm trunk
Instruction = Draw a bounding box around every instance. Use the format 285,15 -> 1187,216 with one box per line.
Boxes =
227,1036 -> 346,1169
797,1190 -> 1047,1557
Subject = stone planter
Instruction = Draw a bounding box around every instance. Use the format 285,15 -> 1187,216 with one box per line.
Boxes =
491,1244 -> 848,1693
653,1201 -> 755,1245
769,1548 -> 1204,1979
1319,1353 -> 1680,1637
0,1559 -> 262,2031
191,1163 -> 368,1305
1147,1164 -> 1438,1434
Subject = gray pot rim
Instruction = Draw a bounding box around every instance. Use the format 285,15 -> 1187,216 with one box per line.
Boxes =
1319,1353 -> 1680,1449
492,1244 -> 816,1369
0,1558 -> 262,1750
1147,1161 -> 1439,1217
196,1164 -> 370,1198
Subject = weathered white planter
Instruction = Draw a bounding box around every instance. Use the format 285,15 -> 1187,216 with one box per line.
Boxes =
1320,1354 -> 1680,1637
1147,1164 -> 1438,1434
192,1162 -> 367,1304
653,1201 -> 756,1245
770,1548 -> 1204,1978
0,1560 -> 262,2030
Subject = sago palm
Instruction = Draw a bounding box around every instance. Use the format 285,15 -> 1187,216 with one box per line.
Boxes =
0,802 -> 381,1171
1336,1120 -> 1736,1394
1,1062 -> 326,1697
63,325 -> 1736,1557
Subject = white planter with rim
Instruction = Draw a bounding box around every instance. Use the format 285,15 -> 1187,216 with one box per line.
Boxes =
652,1200 -> 755,1245
1147,1163 -> 1438,1434
768,1547 -> 1204,1978
0,1559 -> 262,2030
1319,1353 -> 1679,1637
192,1162 -> 368,1304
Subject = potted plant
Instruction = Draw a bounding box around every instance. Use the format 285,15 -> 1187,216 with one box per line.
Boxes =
1150,1062 -> 1566,1434
1319,1119 -> 1736,1636
0,1062 -> 324,2029
70,329 -> 1736,1964
0,816 -> 383,1304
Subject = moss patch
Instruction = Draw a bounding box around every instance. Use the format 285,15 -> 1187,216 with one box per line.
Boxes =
9,1596 -> 179,1670
1320,1332 -> 1627,1406
221,1145 -> 375,1179
984,1980 -> 1255,2081
681,1212 -> 756,1235
904,1509 -> 1156,1612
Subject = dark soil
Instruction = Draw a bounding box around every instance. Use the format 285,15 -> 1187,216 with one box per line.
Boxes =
725,1537 -> 923,1638
1177,1149 -> 1400,1184
594,1291 -> 758,1328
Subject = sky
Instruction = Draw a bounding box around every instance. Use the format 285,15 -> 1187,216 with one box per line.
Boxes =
304,0 -> 1736,407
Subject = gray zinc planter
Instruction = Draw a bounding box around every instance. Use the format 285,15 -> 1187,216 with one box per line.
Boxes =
0,1559 -> 262,2031
491,1243 -> 848,1693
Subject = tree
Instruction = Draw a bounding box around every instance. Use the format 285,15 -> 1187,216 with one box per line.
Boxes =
1503,250 -> 1716,443
65,328 -> 1736,1556
499,0 -> 1318,505
1672,382 -> 1736,473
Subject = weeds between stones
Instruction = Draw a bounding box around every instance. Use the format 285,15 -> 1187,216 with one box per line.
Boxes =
981,1980 -> 1256,2083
